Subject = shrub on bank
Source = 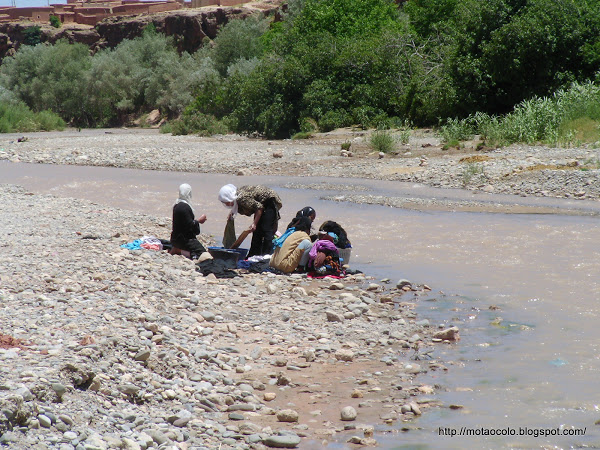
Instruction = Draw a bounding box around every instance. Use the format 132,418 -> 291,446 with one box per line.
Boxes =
160,112 -> 228,136
369,129 -> 397,153
0,101 -> 65,133
439,82 -> 600,147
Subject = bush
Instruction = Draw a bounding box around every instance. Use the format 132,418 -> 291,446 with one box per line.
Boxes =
437,81 -> 600,147
369,130 -> 397,153
439,117 -> 476,143
318,110 -> 351,132
291,131 -> 313,139
163,112 -> 228,136
0,101 -> 65,133
49,15 -> 61,28
299,117 -> 318,133
23,26 -> 41,46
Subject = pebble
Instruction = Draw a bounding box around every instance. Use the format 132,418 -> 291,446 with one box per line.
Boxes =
335,349 -> 355,362
38,414 -> 52,428
341,406 -> 357,421
63,431 -> 78,440
134,349 -> 151,361
351,390 -> 363,398
264,392 -> 277,401
433,327 -> 460,341
326,310 -> 344,322
396,279 -> 412,289
263,435 -> 302,448
277,409 -> 299,423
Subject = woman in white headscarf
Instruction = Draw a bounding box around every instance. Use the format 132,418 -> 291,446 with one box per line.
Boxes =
170,183 -> 207,258
219,184 -> 282,257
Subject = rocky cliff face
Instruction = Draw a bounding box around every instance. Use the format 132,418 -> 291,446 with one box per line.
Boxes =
0,2 -> 281,62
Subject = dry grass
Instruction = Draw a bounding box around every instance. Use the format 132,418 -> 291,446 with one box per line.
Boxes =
459,155 -> 492,163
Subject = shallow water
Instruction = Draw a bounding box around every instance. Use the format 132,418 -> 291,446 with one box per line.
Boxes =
2,161 -> 600,448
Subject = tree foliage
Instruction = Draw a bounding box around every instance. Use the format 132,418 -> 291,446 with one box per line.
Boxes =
0,41 -> 91,123
2,0 -> 600,137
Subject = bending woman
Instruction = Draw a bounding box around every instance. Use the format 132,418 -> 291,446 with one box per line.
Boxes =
219,184 -> 282,257
270,217 -> 313,273
170,183 -> 207,258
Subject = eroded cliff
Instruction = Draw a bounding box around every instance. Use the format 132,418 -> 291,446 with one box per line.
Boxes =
0,1 -> 281,62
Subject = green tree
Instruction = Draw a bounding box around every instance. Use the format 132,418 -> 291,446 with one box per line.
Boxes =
49,15 -> 61,28
0,40 -> 91,124
209,16 -> 269,76
23,26 -> 42,46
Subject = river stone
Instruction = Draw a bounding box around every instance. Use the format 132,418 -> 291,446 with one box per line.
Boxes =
326,311 -> 344,322
228,403 -> 256,412
15,387 -> 33,401
51,382 -> 67,397
264,392 -> 277,401
63,431 -> 78,440
351,389 -> 363,398
200,311 -> 216,322
118,384 -> 140,395
168,409 -> 192,427
335,349 -> 355,362
229,412 -> 245,421
433,327 -> 460,341
148,430 -> 169,445
263,435 -> 301,448
38,414 -> 52,428
250,346 -> 263,360
329,282 -> 345,290
276,409 -> 299,423
396,279 -> 411,289
248,434 -> 262,444
341,406 -> 357,421
410,402 -> 422,415
134,348 -> 151,361
58,414 -> 74,426
0,432 -> 18,444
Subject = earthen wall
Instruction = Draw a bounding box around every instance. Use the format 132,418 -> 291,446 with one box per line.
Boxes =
0,0 -> 251,25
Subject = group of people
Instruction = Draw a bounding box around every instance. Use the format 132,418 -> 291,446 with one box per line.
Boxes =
169,183 -> 351,275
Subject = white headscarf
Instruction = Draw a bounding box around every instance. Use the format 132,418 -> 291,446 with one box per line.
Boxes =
218,184 -> 238,218
176,183 -> 194,214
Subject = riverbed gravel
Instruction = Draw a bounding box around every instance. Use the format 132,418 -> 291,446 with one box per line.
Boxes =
0,183 -> 456,449
1,128 -> 599,202
1,126 -> 597,448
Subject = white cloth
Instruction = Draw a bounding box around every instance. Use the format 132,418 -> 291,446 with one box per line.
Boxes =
218,184 -> 238,218
175,183 -> 194,214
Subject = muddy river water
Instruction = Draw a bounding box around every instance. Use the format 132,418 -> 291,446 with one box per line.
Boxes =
2,161 -> 600,448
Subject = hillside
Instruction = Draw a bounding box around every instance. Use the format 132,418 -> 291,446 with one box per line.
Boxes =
0,0 -> 282,62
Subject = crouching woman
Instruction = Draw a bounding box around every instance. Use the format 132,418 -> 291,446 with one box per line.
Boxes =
270,217 -> 313,273
170,183 -> 207,258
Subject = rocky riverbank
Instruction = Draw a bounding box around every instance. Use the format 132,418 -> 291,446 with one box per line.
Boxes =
1,128 -> 599,204
0,183 -> 460,449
